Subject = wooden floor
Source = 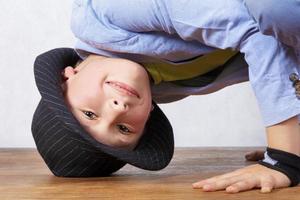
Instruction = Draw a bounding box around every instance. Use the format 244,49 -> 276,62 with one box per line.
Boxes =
0,147 -> 299,200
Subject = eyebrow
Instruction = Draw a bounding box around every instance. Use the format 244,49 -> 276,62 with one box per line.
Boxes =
116,137 -> 132,148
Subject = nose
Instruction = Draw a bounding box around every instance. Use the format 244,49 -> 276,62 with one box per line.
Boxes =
109,99 -> 129,113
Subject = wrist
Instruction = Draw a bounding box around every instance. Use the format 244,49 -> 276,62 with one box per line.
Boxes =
266,115 -> 300,156
259,147 -> 300,186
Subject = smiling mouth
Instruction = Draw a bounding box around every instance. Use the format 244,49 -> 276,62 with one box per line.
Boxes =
106,81 -> 140,98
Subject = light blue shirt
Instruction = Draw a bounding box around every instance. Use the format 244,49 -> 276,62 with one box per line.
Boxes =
70,0 -> 300,127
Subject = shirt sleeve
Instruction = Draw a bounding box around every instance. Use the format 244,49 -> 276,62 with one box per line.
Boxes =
71,0 -> 300,127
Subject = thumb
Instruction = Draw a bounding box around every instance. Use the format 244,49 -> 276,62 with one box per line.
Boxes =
260,179 -> 274,193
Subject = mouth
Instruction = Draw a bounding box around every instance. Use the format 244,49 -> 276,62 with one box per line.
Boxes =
105,81 -> 140,98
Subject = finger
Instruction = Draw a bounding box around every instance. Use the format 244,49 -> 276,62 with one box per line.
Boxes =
245,150 -> 265,161
225,178 -> 258,193
193,170 -> 242,188
201,174 -> 250,192
260,176 -> 274,193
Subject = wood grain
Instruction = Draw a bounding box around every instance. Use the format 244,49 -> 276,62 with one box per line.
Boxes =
0,147 -> 298,200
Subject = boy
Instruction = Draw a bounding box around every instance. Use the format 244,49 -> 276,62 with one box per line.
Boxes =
32,0 -> 300,193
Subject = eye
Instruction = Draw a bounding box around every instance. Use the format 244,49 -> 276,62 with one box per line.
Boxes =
83,111 -> 97,120
117,124 -> 131,135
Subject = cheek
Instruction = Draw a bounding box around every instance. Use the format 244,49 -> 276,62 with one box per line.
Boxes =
130,106 -> 151,126
64,79 -> 99,108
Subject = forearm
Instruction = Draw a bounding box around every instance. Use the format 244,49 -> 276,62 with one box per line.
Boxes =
266,115 -> 300,156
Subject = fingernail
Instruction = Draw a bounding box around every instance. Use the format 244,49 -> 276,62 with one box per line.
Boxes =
226,186 -> 238,193
203,184 -> 212,191
261,187 -> 272,193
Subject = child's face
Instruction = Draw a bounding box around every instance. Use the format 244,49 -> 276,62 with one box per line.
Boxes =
61,55 -> 153,150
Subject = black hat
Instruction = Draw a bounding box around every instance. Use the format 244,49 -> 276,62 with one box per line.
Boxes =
31,48 -> 174,177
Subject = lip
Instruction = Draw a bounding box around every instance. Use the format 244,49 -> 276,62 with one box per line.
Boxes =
106,81 -> 140,98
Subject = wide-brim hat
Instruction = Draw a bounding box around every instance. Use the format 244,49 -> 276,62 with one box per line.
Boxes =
31,48 -> 174,177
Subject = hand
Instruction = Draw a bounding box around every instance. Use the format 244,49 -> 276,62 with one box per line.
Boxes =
192,164 -> 291,193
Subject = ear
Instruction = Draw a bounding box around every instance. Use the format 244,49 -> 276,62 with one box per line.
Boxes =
61,66 -> 77,80
61,66 -> 77,92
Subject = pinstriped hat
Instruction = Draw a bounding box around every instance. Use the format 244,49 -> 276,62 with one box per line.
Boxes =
31,48 -> 174,177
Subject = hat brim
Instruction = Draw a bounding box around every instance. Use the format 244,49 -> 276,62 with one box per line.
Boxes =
33,48 -> 174,172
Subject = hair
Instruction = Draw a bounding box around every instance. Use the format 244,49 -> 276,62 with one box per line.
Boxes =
74,59 -> 83,68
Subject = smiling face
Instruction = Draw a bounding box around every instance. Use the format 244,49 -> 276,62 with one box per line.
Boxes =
61,54 -> 153,150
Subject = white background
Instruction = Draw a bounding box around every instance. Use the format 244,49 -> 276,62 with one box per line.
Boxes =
0,0 -> 266,148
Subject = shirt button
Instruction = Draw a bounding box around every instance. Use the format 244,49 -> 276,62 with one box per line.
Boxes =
289,73 -> 300,99
289,72 -> 299,83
